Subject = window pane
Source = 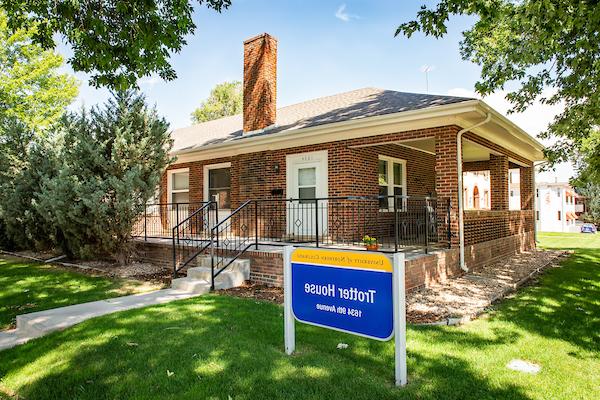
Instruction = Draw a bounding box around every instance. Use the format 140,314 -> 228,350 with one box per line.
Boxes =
298,167 -> 316,186
298,187 -> 316,204
209,168 -> 230,189
378,160 -> 388,185
393,186 -> 403,196
393,163 -> 403,186
172,172 -> 189,190
209,189 -> 230,209
172,192 -> 189,204
379,186 -> 388,209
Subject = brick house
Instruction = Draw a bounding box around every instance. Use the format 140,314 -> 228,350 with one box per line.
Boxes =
138,33 -> 544,290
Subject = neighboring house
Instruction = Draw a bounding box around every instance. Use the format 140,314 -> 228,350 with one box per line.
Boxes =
136,33 -> 545,290
535,182 -> 580,232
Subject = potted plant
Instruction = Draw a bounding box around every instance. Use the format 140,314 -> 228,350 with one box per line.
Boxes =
362,235 -> 379,251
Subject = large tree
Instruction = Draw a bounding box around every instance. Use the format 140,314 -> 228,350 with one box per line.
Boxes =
191,80 -> 242,123
0,10 -> 78,130
37,92 -> 173,261
0,0 -> 231,89
396,0 -> 600,168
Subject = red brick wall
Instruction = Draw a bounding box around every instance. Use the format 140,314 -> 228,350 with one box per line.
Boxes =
490,154 -> 509,211
463,210 -> 534,246
243,34 -> 277,133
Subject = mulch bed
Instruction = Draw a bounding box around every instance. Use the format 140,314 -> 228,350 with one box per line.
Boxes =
219,282 -> 284,304
2,250 -> 172,286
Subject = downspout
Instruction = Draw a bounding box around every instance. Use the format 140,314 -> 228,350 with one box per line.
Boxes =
532,163 -> 537,243
456,113 -> 492,272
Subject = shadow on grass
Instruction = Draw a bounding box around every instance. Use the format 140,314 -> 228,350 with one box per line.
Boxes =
0,295 -> 532,400
0,258 -> 145,330
490,247 -> 600,353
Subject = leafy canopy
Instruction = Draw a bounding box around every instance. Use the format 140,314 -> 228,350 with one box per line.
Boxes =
0,10 -> 78,130
396,0 -> 600,166
0,0 -> 231,89
191,80 -> 243,123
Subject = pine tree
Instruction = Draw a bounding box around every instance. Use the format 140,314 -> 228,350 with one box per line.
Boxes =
37,91 -> 173,262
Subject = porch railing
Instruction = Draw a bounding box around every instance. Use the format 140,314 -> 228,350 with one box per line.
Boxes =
253,195 -> 449,253
132,202 -> 209,240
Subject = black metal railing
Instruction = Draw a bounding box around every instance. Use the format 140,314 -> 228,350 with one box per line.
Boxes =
209,200 -> 255,289
172,201 -> 217,277
132,202 -> 208,240
254,195 -> 449,253
162,195 -> 451,287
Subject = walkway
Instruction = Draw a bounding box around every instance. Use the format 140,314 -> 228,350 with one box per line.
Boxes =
0,288 -> 207,351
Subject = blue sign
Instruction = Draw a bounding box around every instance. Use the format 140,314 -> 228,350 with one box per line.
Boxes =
290,248 -> 394,341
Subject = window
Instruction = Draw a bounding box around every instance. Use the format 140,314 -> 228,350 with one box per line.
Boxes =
378,156 -> 406,210
169,170 -> 189,204
557,211 -> 561,220
298,167 -> 317,204
208,167 -> 231,209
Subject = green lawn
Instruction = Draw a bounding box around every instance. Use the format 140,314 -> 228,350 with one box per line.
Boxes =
0,256 -> 159,330
0,234 -> 598,399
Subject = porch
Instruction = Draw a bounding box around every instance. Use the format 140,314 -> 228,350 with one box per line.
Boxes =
133,195 -> 451,254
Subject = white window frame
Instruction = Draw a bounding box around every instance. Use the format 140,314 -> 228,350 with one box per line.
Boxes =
167,168 -> 190,204
203,162 -> 232,209
378,155 -> 407,211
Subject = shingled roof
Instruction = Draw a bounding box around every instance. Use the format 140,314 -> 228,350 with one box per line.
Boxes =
171,87 -> 474,153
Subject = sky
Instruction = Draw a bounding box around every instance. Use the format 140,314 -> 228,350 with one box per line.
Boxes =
60,0 -> 573,182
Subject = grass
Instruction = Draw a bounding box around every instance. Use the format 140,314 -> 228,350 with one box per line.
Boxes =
0,234 -> 598,399
0,256 -> 159,330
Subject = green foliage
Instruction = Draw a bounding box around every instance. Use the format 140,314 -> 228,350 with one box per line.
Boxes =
191,80 -> 243,123
0,118 -> 60,250
1,0 -> 231,89
397,1 -> 600,167
0,10 -> 78,130
36,92 -> 173,261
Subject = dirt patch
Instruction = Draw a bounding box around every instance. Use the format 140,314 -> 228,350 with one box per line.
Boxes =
219,282 -> 283,304
2,250 -> 171,286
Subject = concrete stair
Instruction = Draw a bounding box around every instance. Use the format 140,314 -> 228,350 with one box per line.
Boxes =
175,256 -> 250,291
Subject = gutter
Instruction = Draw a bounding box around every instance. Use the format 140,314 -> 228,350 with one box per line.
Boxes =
456,113 -> 492,272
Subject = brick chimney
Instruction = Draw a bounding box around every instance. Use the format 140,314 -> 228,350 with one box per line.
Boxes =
243,33 -> 277,133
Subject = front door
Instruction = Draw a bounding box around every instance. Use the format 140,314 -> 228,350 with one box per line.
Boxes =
286,151 -> 328,239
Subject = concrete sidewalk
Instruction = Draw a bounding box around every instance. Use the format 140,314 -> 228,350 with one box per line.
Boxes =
0,287 -> 208,352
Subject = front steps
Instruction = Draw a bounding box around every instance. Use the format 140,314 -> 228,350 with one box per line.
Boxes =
0,255 -> 250,352
172,255 -> 250,291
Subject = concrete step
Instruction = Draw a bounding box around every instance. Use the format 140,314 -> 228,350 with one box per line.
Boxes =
188,260 -> 250,280
170,278 -> 211,294
196,255 -> 251,271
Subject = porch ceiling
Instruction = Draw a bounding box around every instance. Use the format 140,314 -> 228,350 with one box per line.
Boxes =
392,137 -> 498,163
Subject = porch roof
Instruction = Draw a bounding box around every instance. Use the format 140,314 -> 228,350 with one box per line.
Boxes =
171,87 -> 473,153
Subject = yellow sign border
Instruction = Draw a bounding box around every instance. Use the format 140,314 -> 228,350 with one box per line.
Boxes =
290,248 -> 392,272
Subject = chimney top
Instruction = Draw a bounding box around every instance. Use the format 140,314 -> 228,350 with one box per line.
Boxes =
243,33 -> 277,133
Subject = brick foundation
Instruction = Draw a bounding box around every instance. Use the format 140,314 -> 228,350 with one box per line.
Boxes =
134,229 -> 535,291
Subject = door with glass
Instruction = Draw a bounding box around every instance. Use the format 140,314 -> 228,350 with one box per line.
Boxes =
286,151 -> 328,239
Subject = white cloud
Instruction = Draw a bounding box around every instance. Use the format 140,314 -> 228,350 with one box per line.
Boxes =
335,4 -> 359,22
447,87 -> 574,182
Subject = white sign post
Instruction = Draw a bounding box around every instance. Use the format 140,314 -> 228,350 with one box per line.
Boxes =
283,245 -> 407,387
284,246 -> 295,355
393,252 -> 407,386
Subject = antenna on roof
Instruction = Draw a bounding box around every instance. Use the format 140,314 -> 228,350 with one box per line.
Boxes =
420,65 -> 435,93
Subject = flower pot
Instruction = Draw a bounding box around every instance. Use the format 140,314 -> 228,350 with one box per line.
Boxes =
365,244 -> 379,251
